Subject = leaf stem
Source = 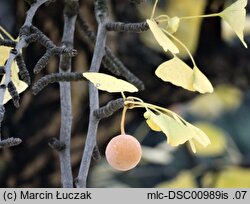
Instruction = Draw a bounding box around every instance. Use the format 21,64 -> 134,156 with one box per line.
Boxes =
179,13 -> 220,20
162,28 -> 197,67
150,0 -> 159,19
154,15 -> 169,21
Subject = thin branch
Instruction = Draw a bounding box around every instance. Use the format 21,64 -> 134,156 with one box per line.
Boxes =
16,54 -> 31,85
7,81 -> 20,108
0,0 -> 49,105
77,14 -> 144,90
106,21 -> 149,33
0,105 -> 5,123
32,72 -> 84,95
77,13 -> 96,43
94,98 -> 124,120
92,145 -> 101,161
76,0 -> 108,188
0,38 -> 16,47
48,137 -> 66,151
0,137 -> 22,148
29,26 -> 77,73
103,47 -> 144,90
57,0 -> 79,188
24,0 -> 49,27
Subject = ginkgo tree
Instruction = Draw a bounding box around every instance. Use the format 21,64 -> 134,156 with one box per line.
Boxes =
0,0 -> 248,187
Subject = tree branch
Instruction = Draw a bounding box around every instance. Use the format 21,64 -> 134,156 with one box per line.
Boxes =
0,0 -> 49,145
57,0 -> 79,188
106,21 -> 149,33
77,14 -> 144,90
32,72 -> 84,95
94,98 -> 124,120
76,0 -> 108,188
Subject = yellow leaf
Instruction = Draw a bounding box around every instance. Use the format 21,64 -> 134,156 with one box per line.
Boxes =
188,123 -> 227,156
164,0 -> 207,58
219,0 -> 248,48
0,26 -> 28,104
144,108 -> 210,153
144,110 -> 194,146
146,19 -> 179,54
156,171 -> 197,188
167,16 -> 180,34
192,66 -> 214,94
143,112 -> 161,131
155,57 -> 195,91
186,123 -> 211,153
82,72 -> 138,93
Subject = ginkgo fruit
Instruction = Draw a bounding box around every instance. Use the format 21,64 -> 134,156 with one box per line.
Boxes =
105,134 -> 142,171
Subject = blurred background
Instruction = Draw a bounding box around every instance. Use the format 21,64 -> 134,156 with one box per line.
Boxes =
0,0 -> 250,187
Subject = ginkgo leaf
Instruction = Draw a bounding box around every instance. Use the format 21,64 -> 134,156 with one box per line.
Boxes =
155,57 -> 213,93
164,0 -> 207,58
155,56 -> 195,91
219,0 -> 248,48
82,72 -> 138,93
192,66 -> 214,94
144,110 -> 194,146
186,122 -> 211,153
143,111 -> 161,131
143,107 -> 210,153
0,26 -> 28,104
167,16 -> 180,34
146,19 -> 179,54
188,123 -> 226,156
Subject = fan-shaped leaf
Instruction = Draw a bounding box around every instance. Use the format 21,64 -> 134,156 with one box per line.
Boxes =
155,57 -> 195,91
219,0 -> 248,48
192,66 -> 214,94
82,72 -> 138,93
146,19 -> 179,54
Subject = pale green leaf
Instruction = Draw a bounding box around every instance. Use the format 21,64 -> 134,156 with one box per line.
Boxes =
82,72 -> 138,93
163,0 -> 207,58
143,112 -> 161,131
219,0 -> 248,48
144,108 -> 211,153
192,66 -> 214,94
155,57 -> 195,91
167,16 -> 180,34
144,110 -> 194,146
188,122 -> 227,156
146,19 -> 179,54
